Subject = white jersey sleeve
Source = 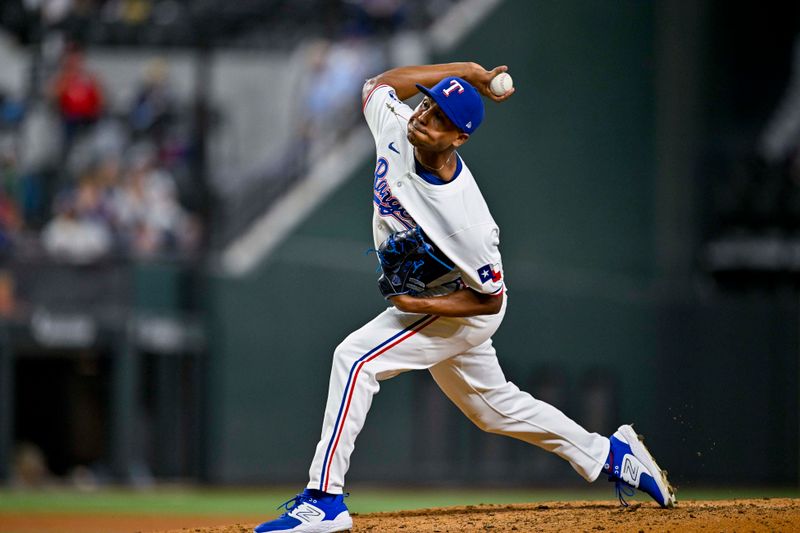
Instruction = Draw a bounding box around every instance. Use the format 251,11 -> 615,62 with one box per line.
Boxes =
458,226 -> 504,296
363,83 -> 413,141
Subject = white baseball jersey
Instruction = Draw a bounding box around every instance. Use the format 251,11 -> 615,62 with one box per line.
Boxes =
364,84 -> 505,297
305,81 -> 610,496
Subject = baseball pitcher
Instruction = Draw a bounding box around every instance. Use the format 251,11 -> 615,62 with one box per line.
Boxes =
254,62 -> 676,533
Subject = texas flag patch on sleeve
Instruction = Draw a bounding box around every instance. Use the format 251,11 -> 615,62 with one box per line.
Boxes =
478,263 -> 502,284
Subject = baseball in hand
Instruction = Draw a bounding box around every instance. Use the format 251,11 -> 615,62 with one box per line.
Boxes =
489,72 -> 513,96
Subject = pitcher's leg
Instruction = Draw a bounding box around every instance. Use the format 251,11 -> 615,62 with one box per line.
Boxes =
307,309 -> 469,494
429,341 -> 610,482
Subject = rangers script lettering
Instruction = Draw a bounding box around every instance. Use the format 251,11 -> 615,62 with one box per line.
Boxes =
373,157 -> 414,228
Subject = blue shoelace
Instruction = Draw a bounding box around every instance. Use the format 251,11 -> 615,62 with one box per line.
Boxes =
276,493 -> 309,514
613,479 -> 636,507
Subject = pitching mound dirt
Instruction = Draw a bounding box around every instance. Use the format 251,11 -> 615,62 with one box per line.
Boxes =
154,498 -> 800,532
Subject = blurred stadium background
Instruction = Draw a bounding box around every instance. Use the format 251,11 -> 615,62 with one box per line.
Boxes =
0,0 -> 799,525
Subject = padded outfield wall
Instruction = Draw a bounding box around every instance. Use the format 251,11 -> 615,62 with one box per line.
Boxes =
203,0 -> 798,487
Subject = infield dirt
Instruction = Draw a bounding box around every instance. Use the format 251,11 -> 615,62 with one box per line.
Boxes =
154,498 -> 800,533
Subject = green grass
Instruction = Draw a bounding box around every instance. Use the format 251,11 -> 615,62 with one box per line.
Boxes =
0,486 -> 797,517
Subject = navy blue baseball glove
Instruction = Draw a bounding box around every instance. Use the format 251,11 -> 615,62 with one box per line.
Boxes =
376,226 -> 455,299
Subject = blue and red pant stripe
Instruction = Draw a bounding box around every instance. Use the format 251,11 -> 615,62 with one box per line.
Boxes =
319,313 -> 439,492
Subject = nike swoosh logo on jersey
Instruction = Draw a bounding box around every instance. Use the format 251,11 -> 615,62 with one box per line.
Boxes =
388,142 -> 400,154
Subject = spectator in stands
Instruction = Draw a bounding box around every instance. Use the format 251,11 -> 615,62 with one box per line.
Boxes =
301,39 -> 381,160
0,86 -> 30,234
128,58 -> 175,149
0,139 -> 23,253
110,144 -> 199,257
0,88 -> 25,130
74,158 -> 115,225
41,188 -> 113,264
41,153 -> 119,262
49,45 -> 105,161
0,192 -> 21,254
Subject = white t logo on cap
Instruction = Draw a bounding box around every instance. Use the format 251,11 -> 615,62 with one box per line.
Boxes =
443,79 -> 465,97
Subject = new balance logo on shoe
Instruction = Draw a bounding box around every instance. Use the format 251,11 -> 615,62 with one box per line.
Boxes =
621,455 -> 642,487
289,503 -> 324,523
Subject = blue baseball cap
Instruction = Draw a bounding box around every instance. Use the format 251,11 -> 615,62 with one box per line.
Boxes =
415,76 -> 484,134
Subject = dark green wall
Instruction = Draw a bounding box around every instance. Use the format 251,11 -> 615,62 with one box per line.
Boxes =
452,0 -> 655,277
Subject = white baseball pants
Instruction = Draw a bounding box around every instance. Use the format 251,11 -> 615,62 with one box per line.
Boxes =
307,296 -> 610,494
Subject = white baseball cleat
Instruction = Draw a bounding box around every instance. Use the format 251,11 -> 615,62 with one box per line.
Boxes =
605,424 -> 677,508
253,489 -> 352,533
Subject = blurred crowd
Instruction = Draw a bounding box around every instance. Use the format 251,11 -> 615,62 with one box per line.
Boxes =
0,44 -> 201,263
